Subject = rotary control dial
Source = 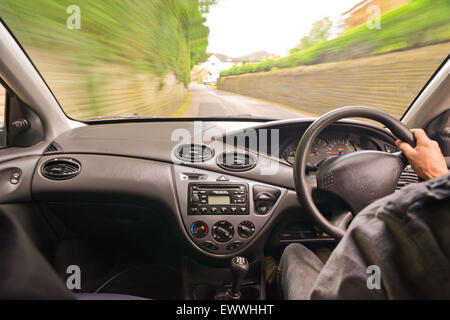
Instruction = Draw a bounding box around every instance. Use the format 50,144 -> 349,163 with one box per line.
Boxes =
212,221 -> 234,243
190,221 -> 208,239
237,221 -> 255,238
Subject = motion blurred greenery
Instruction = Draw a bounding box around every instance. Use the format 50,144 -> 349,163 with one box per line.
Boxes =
221,0 -> 450,77
0,0 -> 215,86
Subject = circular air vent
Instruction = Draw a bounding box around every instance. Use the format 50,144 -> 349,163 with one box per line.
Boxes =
216,152 -> 256,172
175,144 -> 214,163
41,158 -> 81,180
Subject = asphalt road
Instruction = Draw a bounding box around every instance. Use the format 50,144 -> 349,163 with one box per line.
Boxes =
183,83 -> 309,119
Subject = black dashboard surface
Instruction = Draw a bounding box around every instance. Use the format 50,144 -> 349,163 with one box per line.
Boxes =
44,119 -> 397,190
29,119 -> 399,257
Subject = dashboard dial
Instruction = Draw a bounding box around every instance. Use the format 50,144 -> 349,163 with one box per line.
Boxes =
308,138 -> 330,167
325,137 -> 357,155
282,135 -> 359,167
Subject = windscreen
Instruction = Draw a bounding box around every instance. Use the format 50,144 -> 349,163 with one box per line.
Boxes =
1,0 -> 449,121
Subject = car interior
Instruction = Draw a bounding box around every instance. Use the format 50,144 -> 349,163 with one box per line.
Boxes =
0,17 -> 449,300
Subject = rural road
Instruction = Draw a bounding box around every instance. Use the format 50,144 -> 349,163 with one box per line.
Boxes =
182,83 -> 310,119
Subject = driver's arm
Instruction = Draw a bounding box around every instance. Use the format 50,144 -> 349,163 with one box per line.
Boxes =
396,129 -> 448,180
309,129 -> 450,300
310,172 -> 450,299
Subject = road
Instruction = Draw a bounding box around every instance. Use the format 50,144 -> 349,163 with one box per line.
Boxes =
182,83 -> 310,119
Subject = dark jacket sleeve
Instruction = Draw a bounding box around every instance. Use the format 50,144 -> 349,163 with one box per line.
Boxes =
310,173 -> 450,300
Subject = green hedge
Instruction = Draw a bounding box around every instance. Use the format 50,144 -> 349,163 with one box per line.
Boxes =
0,0 -> 213,85
221,0 -> 450,77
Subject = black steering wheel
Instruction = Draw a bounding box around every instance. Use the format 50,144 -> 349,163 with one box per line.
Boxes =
293,106 -> 416,239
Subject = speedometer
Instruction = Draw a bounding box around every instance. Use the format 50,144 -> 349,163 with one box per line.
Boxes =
282,135 -> 359,167
281,138 -> 329,166
326,137 -> 357,156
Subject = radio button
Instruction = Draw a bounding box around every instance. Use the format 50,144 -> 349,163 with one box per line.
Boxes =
220,207 -> 228,213
190,208 -> 198,214
191,195 -> 200,203
200,207 -> 208,214
230,207 -> 237,213
239,207 -> 247,213
210,207 -> 218,213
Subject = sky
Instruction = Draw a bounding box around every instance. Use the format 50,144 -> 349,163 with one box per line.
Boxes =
205,0 -> 361,57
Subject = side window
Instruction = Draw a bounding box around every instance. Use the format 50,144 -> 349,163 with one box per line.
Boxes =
0,85 -> 5,148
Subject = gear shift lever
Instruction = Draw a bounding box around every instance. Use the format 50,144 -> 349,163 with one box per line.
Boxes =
227,256 -> 249,299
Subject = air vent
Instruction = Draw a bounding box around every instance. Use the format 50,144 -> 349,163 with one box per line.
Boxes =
396,165 -> 419,190
44,142 -> 62,154
175,144 -> 214,163
217,152 -> 256,172
41,158 -> 81,180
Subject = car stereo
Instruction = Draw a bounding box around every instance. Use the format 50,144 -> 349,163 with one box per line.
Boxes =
188,183 -> 249,215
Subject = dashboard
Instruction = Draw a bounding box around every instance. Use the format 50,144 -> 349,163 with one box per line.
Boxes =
16,118 -> 399,259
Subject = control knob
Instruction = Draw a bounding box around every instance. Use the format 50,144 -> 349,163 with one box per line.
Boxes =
237,221 -> 255,238
212,221 -> 234,243
190,221 -> 208,238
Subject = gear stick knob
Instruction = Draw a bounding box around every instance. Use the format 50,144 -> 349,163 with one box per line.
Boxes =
228,256 -> 249,299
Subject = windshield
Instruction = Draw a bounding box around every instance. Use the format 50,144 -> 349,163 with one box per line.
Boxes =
1,0 -> 449,121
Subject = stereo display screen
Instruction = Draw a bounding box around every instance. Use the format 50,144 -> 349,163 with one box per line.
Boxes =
208,195 -> 231,205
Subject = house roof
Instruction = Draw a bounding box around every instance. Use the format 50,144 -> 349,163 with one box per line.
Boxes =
233,51 -> 274,62
210,53 -> 233,62
341,0 -> 372,16
209,51 -> 274,63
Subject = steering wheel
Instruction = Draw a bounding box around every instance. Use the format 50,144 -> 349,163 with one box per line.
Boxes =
293,106 -> 416,239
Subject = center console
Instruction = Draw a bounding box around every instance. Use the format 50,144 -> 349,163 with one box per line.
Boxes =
188,183 -> 249,216
182,254 -> 264,300
173,165 -> 285,300
173,165 -> 284,256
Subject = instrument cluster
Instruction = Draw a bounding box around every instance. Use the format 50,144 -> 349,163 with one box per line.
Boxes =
281,132 -> 380,167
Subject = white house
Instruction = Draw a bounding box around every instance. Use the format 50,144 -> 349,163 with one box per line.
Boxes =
198,53 -> 236,82
195,51 -> 275,84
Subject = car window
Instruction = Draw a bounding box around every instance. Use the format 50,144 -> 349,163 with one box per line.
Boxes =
1,0 -> 449,121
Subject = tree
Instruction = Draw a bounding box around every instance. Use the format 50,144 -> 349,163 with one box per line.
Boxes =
199,0 -> 218,14
296,17 -> 333,50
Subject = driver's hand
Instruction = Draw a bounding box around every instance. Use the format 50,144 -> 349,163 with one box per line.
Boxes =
396,129 -> 448,180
